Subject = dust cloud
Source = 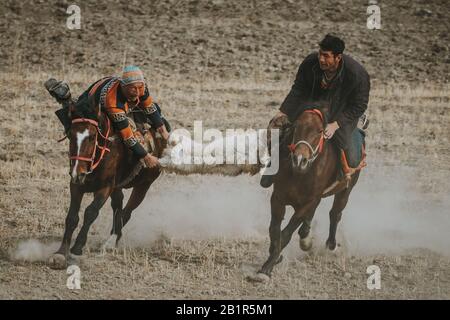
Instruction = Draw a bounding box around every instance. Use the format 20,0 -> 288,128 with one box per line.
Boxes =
13,165 -> 448,262
11,239 -> 59,262
13,131 -> 446,262
117,165 -> 450,256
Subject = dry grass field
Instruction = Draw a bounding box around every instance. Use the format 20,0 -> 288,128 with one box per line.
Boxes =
0,0 -> 449,299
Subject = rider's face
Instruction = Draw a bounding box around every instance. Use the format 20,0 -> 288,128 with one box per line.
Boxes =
318,49 -> 341,72
121,82 -> 144,101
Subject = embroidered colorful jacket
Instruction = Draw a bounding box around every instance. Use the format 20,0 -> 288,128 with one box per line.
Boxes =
81,76 -> 164,158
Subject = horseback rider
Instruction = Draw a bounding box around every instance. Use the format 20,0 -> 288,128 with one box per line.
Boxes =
45,65 -> 170,169
260,34 -> 370,188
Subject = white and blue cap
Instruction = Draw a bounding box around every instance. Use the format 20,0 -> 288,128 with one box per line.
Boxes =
119,65 -> 145,86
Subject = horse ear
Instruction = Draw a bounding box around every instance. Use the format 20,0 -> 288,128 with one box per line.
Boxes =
68,103 -> 75,118
317,100 -> 330,126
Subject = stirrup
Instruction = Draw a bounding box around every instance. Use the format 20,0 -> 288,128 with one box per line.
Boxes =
340,150 -> 356,186
344,170 -> 354,187
341,149 -> 367,187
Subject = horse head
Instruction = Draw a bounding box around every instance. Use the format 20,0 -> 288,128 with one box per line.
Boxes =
67,101 -> 110,184
288,104 -> 329,174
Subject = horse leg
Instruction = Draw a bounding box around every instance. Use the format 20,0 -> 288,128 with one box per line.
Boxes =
326,172 -> 359,251
298,217 -> 313,251
281,199 -> 320,252
258,194 -> 286,277
70,186 -> 113,257
102,188 -> 125,250
48,183 -> 84,269
113,178 -> 155,244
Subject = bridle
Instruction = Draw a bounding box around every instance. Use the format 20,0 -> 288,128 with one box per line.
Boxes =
288,109 -> 325,166
69,116 -> 111,173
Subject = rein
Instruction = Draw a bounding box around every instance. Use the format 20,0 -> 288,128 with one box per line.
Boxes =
288,109 -> 325,165
69,116 -> 111,173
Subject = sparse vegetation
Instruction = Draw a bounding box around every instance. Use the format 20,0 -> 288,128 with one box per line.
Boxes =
0,0 -> 449,299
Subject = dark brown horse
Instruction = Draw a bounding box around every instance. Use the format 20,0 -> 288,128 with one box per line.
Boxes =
255,107 -> 362,280
48,102 -> 166,269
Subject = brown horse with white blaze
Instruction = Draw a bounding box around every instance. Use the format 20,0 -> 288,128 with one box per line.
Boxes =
255,106 -> 362,280
49,101 -> 165,269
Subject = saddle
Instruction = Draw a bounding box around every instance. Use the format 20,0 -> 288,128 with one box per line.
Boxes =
127,113 -> 159,156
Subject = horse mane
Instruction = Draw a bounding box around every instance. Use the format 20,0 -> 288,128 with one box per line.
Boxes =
71,96 -> 99,121
70,97 -> 111,134
298,99 -> 330,127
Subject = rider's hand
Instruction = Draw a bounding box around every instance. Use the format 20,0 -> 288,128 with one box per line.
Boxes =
143,153 -> 160,168
157,125 -> 170,141
324,121 -> 340,139
272,111 -> 290,128
275,111 -> 287,119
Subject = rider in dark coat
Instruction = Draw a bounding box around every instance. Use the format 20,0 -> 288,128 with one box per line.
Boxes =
261,34 -> 370,188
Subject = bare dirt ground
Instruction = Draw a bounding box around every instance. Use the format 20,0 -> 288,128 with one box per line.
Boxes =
0,0 -> 449,299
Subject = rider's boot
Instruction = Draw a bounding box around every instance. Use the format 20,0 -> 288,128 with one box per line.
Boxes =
260,162 -> 274,188
44,78 -> 73,132
44,78 -> 72,103
259,114 -> 290,188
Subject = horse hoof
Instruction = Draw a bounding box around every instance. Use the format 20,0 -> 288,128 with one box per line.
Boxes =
102,234 -> 118,251
67,253 -> 82,266
325,240 -> 337,251
48,254 -> 67,270
300,235 -> 313,251
246,272 -> 270,283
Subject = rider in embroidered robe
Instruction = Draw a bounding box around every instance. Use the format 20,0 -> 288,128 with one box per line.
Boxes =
91,66 -> 169,168
46,66 -> 169,169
